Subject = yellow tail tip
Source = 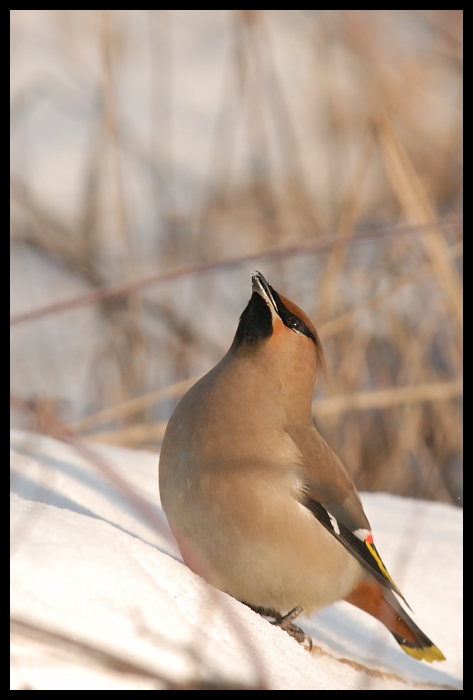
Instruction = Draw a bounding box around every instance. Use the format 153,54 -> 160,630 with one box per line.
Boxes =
400,643 -> 446,663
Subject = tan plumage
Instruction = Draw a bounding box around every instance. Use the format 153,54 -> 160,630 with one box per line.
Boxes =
159,271 -> 445,662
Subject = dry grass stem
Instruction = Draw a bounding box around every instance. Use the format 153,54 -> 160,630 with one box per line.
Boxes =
312,380 -> 462,417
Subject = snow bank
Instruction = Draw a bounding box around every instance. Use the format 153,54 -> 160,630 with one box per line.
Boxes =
10,430 -> 462,689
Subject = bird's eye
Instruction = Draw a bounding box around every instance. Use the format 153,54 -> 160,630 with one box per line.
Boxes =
288,316 -> 302,332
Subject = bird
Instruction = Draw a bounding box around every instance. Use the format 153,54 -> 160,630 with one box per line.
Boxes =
159,270 -> 445,662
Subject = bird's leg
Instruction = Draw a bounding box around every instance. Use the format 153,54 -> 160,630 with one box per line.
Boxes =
241,602 -> 283,622
278,606 -> 302,624
271,606 -> 313,651
242,602 -> 313,651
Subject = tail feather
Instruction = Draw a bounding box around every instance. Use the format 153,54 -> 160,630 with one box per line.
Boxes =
345,580 -> 445,663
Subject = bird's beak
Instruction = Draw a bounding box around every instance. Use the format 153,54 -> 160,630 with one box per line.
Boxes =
251,270 -> 279,316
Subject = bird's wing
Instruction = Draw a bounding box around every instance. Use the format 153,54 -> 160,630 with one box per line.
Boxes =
286,424 -> 407,603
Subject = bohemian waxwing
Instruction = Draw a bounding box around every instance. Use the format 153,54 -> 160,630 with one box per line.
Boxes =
159,270 -> 445,662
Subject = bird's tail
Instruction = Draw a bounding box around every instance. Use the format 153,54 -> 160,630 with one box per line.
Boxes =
345,579 -> 446,662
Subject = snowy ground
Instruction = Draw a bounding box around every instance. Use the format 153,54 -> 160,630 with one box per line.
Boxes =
10,430 -> 462,690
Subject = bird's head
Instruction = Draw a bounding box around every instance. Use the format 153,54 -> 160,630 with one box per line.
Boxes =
231,271 -> 327,385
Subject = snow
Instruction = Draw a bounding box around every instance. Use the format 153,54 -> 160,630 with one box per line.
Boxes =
10,429 -> 462,690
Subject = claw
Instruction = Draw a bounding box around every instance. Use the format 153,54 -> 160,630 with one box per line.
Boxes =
242,602 -> 313,651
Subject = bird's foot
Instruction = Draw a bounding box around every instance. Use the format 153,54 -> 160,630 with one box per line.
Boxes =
273,607 -> 313,651
242,602 -> 313,651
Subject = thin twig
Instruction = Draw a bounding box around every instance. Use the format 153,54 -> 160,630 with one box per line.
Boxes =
10,616 -> 257,689
376,116 -> 463,331
69,375 -> 202,433
77,380 -> 462,447
10,217 -> 461,326
312,379 -> 462,416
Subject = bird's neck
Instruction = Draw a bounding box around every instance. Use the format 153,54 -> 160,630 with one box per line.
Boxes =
223,347 -> 317,425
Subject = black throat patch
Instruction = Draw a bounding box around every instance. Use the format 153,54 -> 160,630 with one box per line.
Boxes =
232,292 -> 273,349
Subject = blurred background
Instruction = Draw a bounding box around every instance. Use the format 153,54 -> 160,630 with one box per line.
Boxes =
10,10 -> 462,505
